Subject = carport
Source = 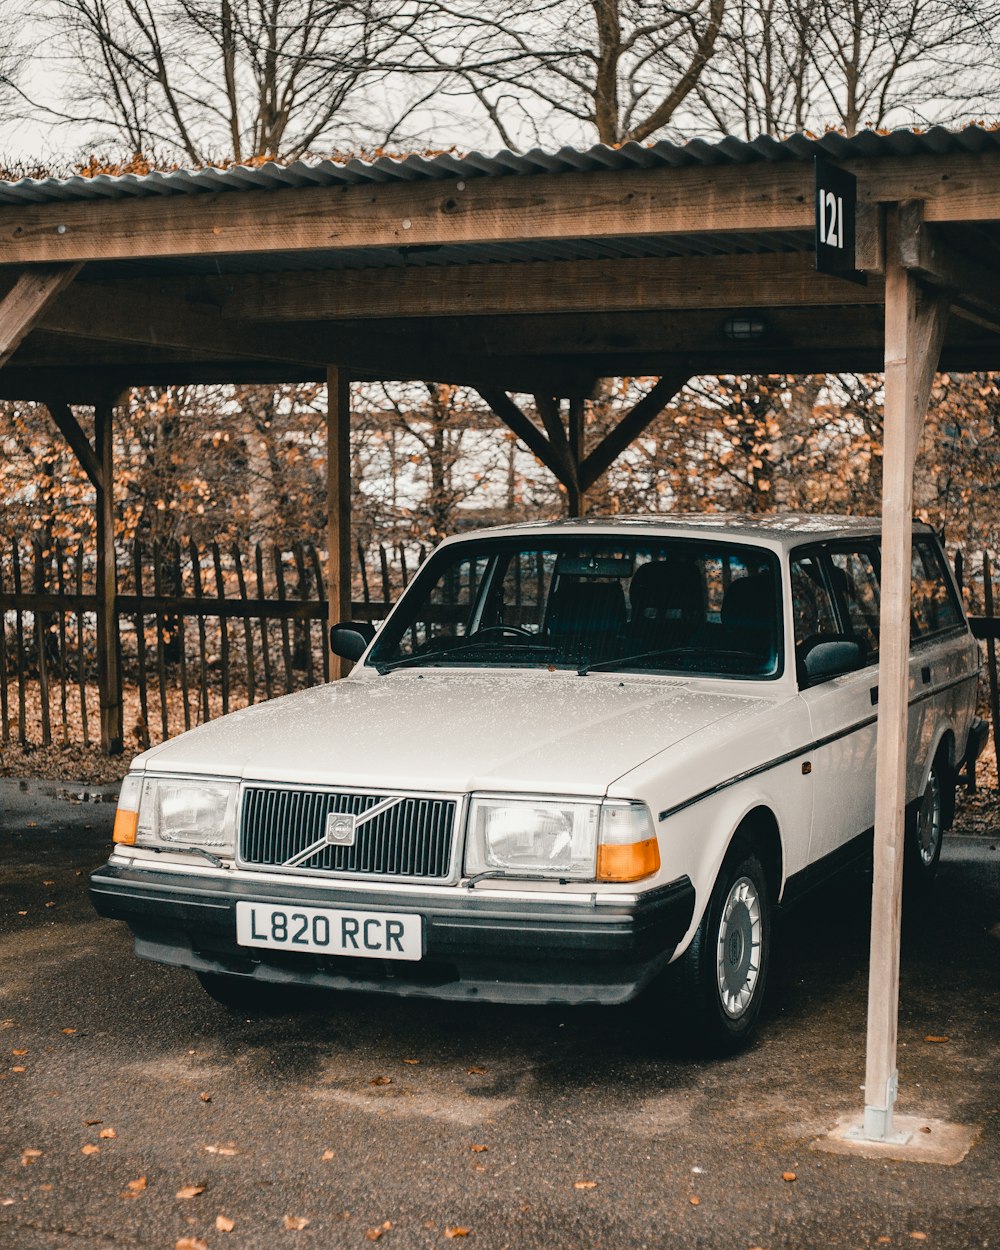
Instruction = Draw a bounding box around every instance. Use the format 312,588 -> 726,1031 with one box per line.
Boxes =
1,125 -> 999,1146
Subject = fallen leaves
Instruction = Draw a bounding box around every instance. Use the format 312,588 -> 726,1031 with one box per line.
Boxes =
175,1239 -> 208,1250
0,1198 -> 13,1207
84,1119 -> 102,1127
365,1221 -> 393,1240
465,1067 -> 487,1076
204,1144 -> 237,1155
923,1035 -> 949,1044
403,1058 -> 420,1065
321,1149 -> 335,1160
370,1075 -> 392,1087
21,1149 -> 42,1166
199,1092 -> 212,1103
444,1228 -> 472,1239
573,1181 -> 598,1190
11,1049 -> 27,1056
215,1214 -> 235,1232
120,1177 -> 147,1199
11,1066 -> 25,1073
284,1215 -> 311,1230
81,1144 -> 100,1156
782,1171 -> 797,1182
61,1029 -> 77,1036
909,1234 -> 929,1242
176,1184 -> 206,1200
470,1145 -> 488,1154
689,1195 -> 701,1206
99,1127 -> 116,1139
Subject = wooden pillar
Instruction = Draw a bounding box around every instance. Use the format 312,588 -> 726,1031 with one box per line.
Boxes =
326,366 -> 352,678
863,207 -> 948,1141
567,397 -> 585,517
94,401 -> 123,754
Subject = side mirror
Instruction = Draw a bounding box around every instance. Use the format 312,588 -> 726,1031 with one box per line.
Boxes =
329,620 -> 376,662
802,638 -> 864,685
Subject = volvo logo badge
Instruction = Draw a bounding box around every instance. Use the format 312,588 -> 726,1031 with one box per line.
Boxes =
325,812 -> 357,847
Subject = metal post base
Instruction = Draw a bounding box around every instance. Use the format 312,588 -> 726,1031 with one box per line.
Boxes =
852,1103 -> 913,1145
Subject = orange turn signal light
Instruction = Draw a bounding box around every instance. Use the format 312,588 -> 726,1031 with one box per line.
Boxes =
112,809 -> 138,846
596,837 -> 660,883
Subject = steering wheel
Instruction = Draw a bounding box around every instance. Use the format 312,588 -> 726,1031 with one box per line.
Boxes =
469,625 -> 534,640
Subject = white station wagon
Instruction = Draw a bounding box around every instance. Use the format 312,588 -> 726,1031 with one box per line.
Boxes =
92,515 -> 984,1052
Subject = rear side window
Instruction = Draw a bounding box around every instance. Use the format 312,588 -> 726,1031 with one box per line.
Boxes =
790,554 -> 838,649
911,539 -> 963,639
830,547 -> 881,663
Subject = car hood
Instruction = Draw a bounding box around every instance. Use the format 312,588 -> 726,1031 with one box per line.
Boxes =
138,670 -> 778,796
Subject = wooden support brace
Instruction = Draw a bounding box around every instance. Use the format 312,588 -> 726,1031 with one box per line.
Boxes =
327,366 -> 352,678
45,400 -> 101,488
863,205 -> 949,1142
578,373 -> 689,492
477,389 -> 572,485
898,199 -> 1000,325
0,264 -> 82,367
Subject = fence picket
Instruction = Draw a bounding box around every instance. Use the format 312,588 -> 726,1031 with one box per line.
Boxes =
255,544 -> 275,701
189,540 -> 211,724
293,542 -> 315,687
55,543 -> 69,744
232,543 -> 256,705
132,540 -> 150,749
273,546 -> 295,694
75,543 -> 89,748
151,542 -> 170,741
308,542 -> 329,683
12,543 -> 26,747
212,543 -> 230,716
174,542 -> 191,732
0,560 -> 8,744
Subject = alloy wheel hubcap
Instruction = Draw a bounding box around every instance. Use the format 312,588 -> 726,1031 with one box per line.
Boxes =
716,876 -> 762,1018
916,769 -> 943,867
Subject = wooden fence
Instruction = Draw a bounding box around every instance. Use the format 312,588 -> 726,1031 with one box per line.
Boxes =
0,537 -> 426,752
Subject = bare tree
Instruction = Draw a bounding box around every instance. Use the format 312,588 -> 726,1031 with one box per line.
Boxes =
42,0 -> 425,162
415,0 -> 725,150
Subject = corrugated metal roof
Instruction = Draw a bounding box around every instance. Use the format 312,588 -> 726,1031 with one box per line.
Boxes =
1,124 -> 997,208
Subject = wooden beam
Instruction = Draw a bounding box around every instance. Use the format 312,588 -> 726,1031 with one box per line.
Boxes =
37,281 -> 330,367
94,401 -> 123,754
3,152 -> 1000,268
863,205 -> 949,1142
897,200 -> 1000,321
327,366 -> 352,679
45,400 -> 101,488
0,264 -> 81,366
579,373 -> 688,491
214,253 -> 883,322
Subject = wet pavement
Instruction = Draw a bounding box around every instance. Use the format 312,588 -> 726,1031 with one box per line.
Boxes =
1,778 -> 999,1250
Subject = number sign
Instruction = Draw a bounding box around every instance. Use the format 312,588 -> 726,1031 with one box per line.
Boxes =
814,157 -> 866,285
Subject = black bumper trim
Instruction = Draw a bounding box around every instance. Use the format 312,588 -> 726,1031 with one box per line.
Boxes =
90,864 -> 695,1006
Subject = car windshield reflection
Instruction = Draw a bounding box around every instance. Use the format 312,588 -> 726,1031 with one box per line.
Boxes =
367,536 -> 783,679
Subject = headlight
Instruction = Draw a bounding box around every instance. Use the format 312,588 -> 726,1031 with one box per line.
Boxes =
113,773 -> 238,850
465,796 -> 659,882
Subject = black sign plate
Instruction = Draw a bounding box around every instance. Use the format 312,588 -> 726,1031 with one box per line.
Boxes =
814,156 -> 866,285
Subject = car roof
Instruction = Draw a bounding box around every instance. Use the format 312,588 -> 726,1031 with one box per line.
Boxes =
441,513 -> 932,552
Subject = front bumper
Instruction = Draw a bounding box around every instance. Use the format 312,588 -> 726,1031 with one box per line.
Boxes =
90,863 -> 695,1006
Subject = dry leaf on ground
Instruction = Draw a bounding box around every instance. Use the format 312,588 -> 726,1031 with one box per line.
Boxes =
444,1228 -> 472,1239
21,1149 -> 42,1165
83,1119 -> 102,1126
204,1144 -> 237,1155
99,1128 -> 116,1139
81,1144 -> 100,1156
175,1239 -> 208,1250
321,1149 -> 335,1160
573,1181 -> 598,1190
465,1067 -> 487,1076
199,1092 -> 212,1103
470,1145 -> 487,1153
365,1230 -> 384,1242
283,1215 -> 310,1230
403,1058 -> 420,1065
370,1075 -> 392,1086
782,1171 -> 797,1182
689,1195 -> 701,1206
0,1199 -> 14,1207
909,1235 -> 928,1242
924,1035 -> 949,1044
11,1066 -> 25,1073
11,1050 -> 27,1056
216,1214 -> 235,1232
61,1029 -> 76,1035
176,1184 -> 206,1200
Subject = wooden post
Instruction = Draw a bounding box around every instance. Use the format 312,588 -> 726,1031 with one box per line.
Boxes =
983,552 -> 1000,767
863,206 -> 949,1141
567,397 -> 585,517
326,366 -> 352,678
95,401 -> 123,754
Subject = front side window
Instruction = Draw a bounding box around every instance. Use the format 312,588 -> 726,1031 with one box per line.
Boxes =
368,536 -> 783,679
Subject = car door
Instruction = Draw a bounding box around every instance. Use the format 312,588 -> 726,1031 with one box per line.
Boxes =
792,541 -> 882,875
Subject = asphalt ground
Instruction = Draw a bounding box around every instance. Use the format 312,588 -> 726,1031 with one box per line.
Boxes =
1,778 -> 999,1250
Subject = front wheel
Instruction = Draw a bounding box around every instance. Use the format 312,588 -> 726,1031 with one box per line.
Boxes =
676,843 -> 772,1055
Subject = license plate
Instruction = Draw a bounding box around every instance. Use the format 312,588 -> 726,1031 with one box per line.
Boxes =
235,902 -> 422,961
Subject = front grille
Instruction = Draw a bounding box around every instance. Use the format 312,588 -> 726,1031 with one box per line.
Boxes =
239,786 -> 457,880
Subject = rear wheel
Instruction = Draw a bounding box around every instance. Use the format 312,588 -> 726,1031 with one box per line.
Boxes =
676,842 -> 772,1054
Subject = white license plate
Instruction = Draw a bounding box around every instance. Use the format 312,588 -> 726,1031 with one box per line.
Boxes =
235,902 -> 422,961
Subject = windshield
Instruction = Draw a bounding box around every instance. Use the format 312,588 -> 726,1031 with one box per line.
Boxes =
367,534 -> 784,679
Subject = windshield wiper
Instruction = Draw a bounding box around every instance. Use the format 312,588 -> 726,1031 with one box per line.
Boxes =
577,646 -> 699,676
376,641 -> 556,674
